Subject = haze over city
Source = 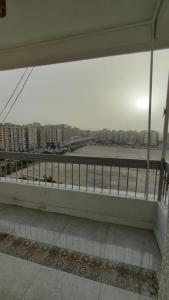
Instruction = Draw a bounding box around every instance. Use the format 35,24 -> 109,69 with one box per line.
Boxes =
0,49 -> 169,132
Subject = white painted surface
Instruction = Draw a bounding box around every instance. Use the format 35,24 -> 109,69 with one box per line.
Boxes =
0,0 -> 169,70
0,181 -> 156,229
154,202 -> 168,255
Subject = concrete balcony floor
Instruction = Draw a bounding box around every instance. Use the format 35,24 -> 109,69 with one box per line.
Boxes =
0,203 -> 161,300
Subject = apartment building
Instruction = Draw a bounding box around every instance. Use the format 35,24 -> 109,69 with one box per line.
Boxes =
98,129 -> 159,147
0,124 -> 5,150
61,125 -> 82,142
24,125 -> 38,151
0,123 -> 26,152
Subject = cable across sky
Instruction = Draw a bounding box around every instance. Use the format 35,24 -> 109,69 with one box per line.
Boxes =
1,67 -> 34,124
0,68 -> 28,120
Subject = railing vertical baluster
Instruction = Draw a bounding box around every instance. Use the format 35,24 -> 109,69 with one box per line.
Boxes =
10,160 -> 12,182
166,173 -> 169,206
45,161 -> 47,186
0,161 -> 2,181
144,169 -> 147,198
79,164 -> 80,190
0,162 -> 2,181
126,167 -> 129,196
65,163 -> 66,188
21,161 -> 23,183
38,161 -> 40,185
109,166 -> 112,194
72,164 -> 73,189
164,178 -> 168,204
51,162 -> 53,187
86,164 -> 88,192
58,162 -> 60,188
135,168 -> 138,197
158,161 -> 165,202
118,167 -> 120,195
15,161 -> 17,182
154,169 -> 158,199
33,161 -> 35,184
101,165 -> 104,193
5,160 -> 7,181
162,169 -> 166,202
93,164 -> 96,192
27,161 -> 29,184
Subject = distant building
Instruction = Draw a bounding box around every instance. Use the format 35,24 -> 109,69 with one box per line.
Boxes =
142,130 -> 158,146
25,125 -> 38,151
38,126 -> 46,148
57,128 -> 63,143
97,129 -> 112,144
0,123 -> 26,152
14,125 -> 26,151
45,125 -> 57,146
150,131 -> 159,146
97,129 -> 159,147
126,131 -> 137,146
0,125 -> 5,150
0,122 -> 161,151
61,125 -> 81,142
38,125 -> 63,148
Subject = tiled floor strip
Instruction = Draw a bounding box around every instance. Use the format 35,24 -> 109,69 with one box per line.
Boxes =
0,232 -> 158,298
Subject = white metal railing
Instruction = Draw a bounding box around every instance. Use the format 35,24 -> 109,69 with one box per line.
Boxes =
0,152 -> 164,201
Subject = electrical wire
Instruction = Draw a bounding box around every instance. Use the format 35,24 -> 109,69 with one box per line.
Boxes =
0,68 -> 28,120
2,67 -> 34,124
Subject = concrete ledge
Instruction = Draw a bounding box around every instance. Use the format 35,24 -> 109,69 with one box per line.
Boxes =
0,182 -> 157,230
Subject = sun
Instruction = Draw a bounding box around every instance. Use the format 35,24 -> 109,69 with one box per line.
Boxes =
136,97 -> 148,111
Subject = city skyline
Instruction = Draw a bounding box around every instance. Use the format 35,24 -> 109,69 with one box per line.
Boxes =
0,121 -> 163,135
0,49 -> 169,132
0,122 -> 163,153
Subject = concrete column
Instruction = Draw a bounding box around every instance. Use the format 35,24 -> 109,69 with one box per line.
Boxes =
158,75 -> 169,299
158,208 -> 169,299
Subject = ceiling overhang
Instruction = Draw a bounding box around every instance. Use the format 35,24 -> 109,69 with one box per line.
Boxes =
0,0 -> 169,70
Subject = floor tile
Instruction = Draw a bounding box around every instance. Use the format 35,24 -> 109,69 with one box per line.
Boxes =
104,223 -> 161,271
99,283 -> 156,300
0,205 -> 70,245
0,253 -> 41,300
57,216 -> 108,257
23,267 -> 100,300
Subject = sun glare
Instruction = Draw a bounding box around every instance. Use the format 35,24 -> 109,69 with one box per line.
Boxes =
136,97 -> 148,111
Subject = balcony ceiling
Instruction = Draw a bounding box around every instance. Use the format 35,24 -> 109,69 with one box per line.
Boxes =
0,0 -> 169,70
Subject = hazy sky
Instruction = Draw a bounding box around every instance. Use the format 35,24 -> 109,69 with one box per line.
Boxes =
0,49 -> 169,132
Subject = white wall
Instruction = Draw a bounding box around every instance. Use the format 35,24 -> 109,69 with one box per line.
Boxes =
0,182 -> 157,230
154,202 -> 168,254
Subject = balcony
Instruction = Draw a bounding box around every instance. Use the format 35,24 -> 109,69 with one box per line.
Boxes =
1,0 -> 169,298
0,152 -> 168,299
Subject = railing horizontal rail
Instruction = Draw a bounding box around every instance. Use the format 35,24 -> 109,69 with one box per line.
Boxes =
0,152 -> 161,169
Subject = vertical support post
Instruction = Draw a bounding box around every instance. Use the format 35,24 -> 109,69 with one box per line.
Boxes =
145,49 -> 154,200
158,74 -> 169,201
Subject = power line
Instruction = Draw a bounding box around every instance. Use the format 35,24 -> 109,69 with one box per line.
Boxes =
0,68 -> 28,120
2,67 -> 34,124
